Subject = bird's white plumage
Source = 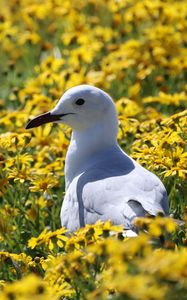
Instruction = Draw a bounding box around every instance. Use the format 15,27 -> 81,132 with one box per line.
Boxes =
53,85 -> 169,232
61,144 -> 168,232
27,84 -> 169,233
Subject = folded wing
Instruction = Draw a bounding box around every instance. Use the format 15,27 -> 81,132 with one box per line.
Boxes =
77,162 -> 169,229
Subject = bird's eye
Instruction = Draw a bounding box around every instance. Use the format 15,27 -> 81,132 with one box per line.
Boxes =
75,98 -> 85,105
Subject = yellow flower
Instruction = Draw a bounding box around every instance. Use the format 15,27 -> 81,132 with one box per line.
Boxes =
139,248 -> 187,284
128,82 -> 141,99
116,98 -> 142,117
8,166 -> 32,183
28,227 -> 68,250
29,173 -> 59,192
18,31 -> 41,45
6,153 -> 33,168
143,92 -> 187,106
28,123 -> 58,148
0,274 -> 57,300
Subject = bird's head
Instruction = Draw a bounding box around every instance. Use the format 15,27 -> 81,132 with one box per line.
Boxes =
25,85 -> 117,131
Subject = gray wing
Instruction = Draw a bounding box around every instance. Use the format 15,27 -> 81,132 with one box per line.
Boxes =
76,162 -> 169,230
61,155 -> 169,232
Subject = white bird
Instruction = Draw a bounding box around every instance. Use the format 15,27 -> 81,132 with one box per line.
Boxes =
26,85 -> 169,233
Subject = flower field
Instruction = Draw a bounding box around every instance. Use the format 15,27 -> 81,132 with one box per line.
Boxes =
0,0 -> 187,299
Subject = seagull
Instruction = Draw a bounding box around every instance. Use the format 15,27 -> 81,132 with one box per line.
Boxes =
26,85 -> 169,234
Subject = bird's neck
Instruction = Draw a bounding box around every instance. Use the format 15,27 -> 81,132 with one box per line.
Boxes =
65,116 -> 118,189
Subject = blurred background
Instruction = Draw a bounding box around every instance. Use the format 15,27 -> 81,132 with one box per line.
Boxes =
0,0 -> 186,249
0,2 -> 187,299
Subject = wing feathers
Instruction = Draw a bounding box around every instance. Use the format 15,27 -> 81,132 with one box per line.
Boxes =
61,158 -> 169,232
